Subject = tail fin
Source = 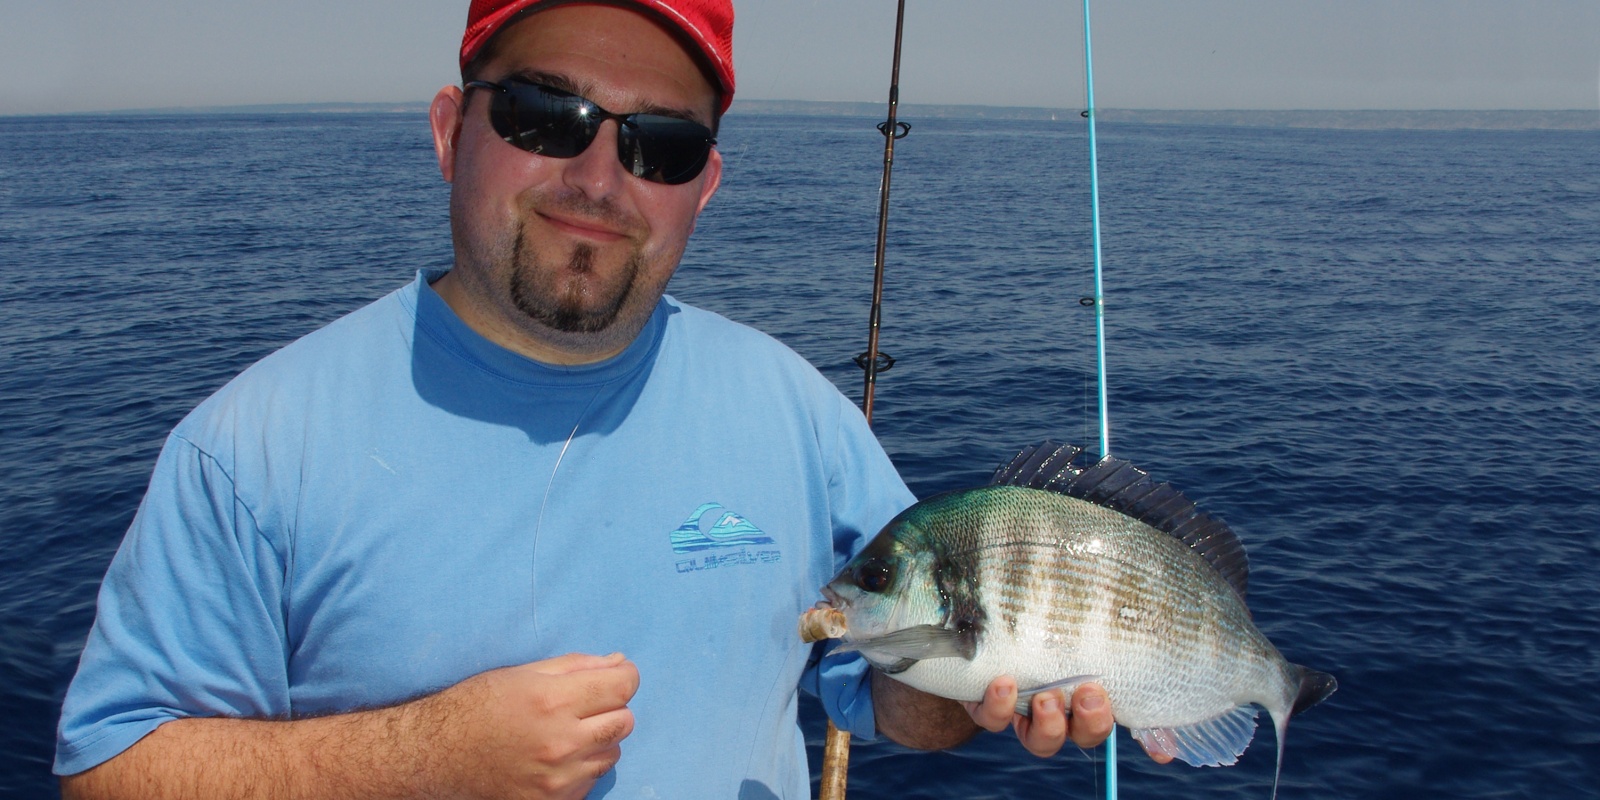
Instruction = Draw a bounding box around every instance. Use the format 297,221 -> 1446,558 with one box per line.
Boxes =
1292,666 -> 1337,717
1269,665 -> 1338,800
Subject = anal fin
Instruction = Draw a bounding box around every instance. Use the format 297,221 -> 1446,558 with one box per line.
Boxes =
1130,704 -> 1260,768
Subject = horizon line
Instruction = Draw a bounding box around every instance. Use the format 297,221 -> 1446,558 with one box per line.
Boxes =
4,100 -> 1596,130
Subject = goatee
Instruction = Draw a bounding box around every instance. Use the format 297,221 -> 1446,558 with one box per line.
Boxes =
508,238 -> 642,334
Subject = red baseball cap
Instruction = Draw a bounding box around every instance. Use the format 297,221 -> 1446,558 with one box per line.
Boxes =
460,0 -> 736,113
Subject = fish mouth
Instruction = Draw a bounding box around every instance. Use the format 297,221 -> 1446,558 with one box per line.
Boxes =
799,592 -> 851,643
820,585 -> 845,609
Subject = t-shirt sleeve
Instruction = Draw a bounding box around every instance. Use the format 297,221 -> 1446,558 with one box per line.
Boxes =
799,392 -> 916,740
54,433 -> 291,776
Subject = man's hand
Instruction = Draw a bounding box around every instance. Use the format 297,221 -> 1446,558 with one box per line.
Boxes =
423,652 -> 640,799
60,652 -> 640,800
961,676 -> 1174,763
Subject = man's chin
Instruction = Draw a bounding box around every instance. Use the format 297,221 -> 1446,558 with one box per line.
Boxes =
520,293 -> 630,335
511,290 -> 662,358
540,306 -> 612,334
511,273 -> 624,332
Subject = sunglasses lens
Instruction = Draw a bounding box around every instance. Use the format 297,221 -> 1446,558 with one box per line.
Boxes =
481,81 -> 714,185
618,116 -> 714,185
489,84 -> 598,158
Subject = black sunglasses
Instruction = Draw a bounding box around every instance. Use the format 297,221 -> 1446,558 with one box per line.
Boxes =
465,78 -> 716,186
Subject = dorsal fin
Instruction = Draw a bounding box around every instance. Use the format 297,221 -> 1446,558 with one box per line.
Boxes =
989,441 -> 1250,602
990,442 -> 1085,490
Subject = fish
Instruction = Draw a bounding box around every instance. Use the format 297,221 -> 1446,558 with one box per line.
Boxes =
807,442 -> 1335,798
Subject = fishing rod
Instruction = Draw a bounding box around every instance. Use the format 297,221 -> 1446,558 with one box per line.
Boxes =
830,2 -> 1116,797
823,1 -> 909,797
855,0 -> 910,424
1083,0 -> 1111,462
1081,0 -> 1119,796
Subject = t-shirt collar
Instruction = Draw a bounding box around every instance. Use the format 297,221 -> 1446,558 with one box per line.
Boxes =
408,268 -> 667,386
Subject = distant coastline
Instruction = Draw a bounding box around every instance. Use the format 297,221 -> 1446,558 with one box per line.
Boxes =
31,99 -> 1600,131
730,100 -> 1600,131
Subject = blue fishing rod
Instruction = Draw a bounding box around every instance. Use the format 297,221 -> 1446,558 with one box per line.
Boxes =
1083,0 -> 1111,464
1081,0 -> 1118,797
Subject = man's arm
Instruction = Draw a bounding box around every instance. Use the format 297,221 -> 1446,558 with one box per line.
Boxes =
871,670 -> 1128,757
61,654 -> 637,800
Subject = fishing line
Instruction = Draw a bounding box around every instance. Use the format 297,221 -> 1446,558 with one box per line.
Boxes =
528,393 -> 600,638
1083,375 -> 1093,461
1088,742 -> 1101,800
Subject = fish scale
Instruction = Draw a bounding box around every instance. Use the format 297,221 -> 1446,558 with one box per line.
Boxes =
814,443 -> 1335,798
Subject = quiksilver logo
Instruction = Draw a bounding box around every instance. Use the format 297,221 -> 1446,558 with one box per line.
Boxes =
671,502 -> 781,572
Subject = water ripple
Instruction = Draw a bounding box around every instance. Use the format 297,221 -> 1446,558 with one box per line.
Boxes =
4,113 -> 1598,798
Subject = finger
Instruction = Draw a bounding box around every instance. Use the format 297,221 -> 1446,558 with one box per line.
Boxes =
1067,683 -> 1115,750
545,743 -> 622,800
555,661 -> 641,718
573,706 -> 636,758
968,676 -> 1019,733
529,651 -> 629,676
1135,738 -> 1176,765
582,742 -> 624,783
1014,690 -> 1069,758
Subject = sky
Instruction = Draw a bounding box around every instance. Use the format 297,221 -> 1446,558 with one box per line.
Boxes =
2,0 -> 1598,116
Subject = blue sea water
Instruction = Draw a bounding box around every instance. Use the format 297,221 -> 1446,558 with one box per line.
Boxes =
2,110 -> 1597,799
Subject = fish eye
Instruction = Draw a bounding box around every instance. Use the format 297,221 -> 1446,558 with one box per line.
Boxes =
855,558 -> 894,593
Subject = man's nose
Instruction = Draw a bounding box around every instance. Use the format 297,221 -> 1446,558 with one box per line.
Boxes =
560,120 -> 627,199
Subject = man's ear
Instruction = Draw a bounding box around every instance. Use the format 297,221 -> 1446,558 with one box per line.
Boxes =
429,85 -> 466,183
694,147 -> 723,215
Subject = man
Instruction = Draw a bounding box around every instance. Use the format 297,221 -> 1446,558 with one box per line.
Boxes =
56,2 -> 1132,797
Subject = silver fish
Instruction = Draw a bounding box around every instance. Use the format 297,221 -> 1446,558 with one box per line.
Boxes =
817,442 -> 1335,797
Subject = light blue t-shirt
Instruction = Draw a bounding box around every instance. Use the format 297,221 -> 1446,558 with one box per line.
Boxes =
56,270 -> 915,799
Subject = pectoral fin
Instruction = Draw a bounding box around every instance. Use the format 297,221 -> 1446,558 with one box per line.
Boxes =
828,624 -> 974,664
1014,674 -> 1101,717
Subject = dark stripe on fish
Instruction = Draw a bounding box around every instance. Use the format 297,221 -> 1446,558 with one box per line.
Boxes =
931,543 -> 986,658
989,442 -> 1251,602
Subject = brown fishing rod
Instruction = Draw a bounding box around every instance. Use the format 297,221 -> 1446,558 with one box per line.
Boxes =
822,1 -> 910,798
854,0 -> 910,425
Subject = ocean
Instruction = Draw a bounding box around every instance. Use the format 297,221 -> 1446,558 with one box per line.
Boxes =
1,110 -> 1597,798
